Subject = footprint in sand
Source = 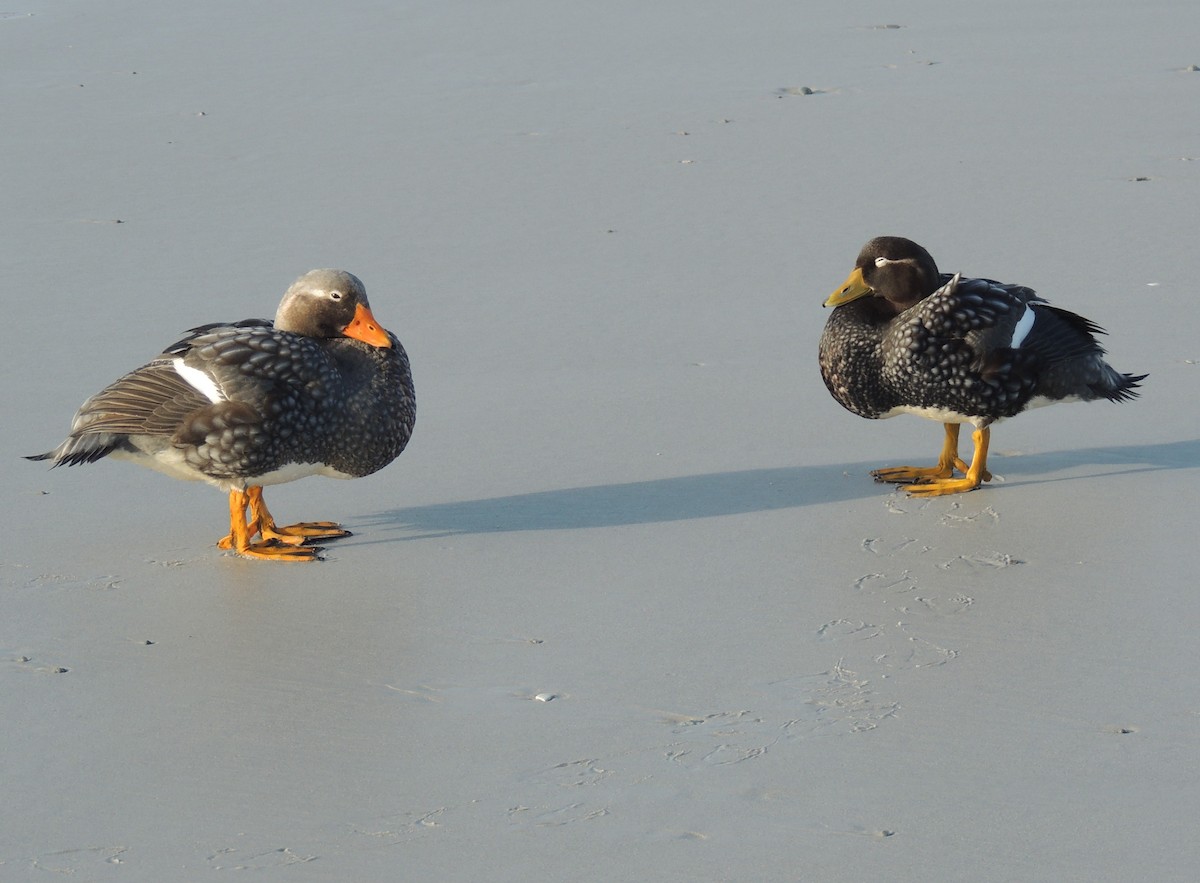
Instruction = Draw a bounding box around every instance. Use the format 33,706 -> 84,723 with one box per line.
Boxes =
507,802 -> 610,827
939,504 -> 1000,527
862,536 -> 930,556
205,846 -> 316,870
662,710 -> 775,767
767,665 -> 900,736
852,571 -> 917,596
529,757 -> 614,788
893,594 -> 974,618
873,635 -> 958,670
816,618 -> 883,642
938,551 -> 1023,571
667,742 -> 768,768
352,807 -> 448,845
27,847 -> 128,874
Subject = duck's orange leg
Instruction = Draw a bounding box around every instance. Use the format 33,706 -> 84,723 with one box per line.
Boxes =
906,427 -> 993,496
872,423 -> 976,484
246,486 -> 351,543
218,488 -> 322,561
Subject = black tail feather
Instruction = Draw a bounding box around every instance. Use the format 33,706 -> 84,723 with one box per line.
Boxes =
1100,372 -> 1147,403
24,438 -> 121,467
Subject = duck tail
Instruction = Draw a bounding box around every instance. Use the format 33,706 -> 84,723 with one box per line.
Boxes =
1093,367 -> 1147,403
25,434 -> 122,467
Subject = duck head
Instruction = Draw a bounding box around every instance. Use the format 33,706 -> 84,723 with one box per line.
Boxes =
275,268 -> 392,347
825,236 -> 941,315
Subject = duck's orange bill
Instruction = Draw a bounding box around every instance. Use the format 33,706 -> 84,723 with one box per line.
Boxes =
343,302 -> 392,348
824,266 -> 873,308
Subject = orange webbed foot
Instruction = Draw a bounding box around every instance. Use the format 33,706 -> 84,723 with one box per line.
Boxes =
899,427 -> 992,497
872,463 -> 958,484
233,540 -> 324,561
246,486 -> 350,545
261,521 -> 351,544
224,488 -> 328,562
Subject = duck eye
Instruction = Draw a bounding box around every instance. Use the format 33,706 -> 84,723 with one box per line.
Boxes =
329,290 -> 343,300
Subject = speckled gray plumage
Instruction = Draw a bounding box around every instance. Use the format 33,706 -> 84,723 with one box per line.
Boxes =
30,270 -> 415,491
819,238 -> 1143,426
166,322 -> 415,482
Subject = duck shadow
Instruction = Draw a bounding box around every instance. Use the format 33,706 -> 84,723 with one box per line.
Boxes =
360,438 -> 1196,539
362,463 -> 868,540
994,437 -> 1198,483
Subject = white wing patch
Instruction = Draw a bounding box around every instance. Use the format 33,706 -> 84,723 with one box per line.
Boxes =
172,358 -> 224,404
1009,305 -> 1035,349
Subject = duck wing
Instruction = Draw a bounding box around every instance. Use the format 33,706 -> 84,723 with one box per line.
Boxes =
29,359 -> 216,466
883,275 -> 1044,417
29,320 -> 281,467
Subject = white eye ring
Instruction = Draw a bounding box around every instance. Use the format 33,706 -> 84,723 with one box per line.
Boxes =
329,290 -> 343,300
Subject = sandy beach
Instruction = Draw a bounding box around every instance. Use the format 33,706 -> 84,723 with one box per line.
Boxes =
3,0 -> 1198,879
